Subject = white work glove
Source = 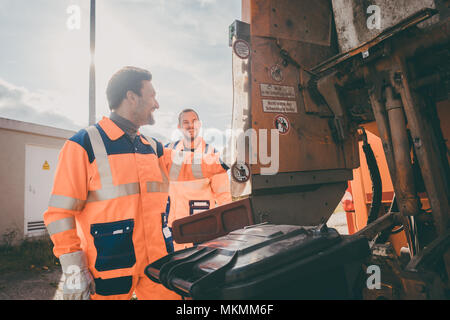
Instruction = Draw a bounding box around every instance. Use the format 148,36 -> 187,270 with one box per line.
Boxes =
59,250 -> 96,300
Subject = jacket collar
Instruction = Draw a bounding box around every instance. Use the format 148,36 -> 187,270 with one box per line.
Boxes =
98,116 -> 144,142
178,136 -> 205,152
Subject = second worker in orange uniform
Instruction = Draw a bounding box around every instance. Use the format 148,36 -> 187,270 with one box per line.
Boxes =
163,108 -> 232,252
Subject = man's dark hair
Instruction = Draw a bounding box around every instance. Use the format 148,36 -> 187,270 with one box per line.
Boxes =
106,66 -> 152,110
178,108 -> 200,124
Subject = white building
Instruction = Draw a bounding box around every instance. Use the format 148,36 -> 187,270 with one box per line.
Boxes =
0,117 -> 76,242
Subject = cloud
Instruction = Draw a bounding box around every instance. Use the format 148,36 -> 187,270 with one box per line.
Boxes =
0,77 -> 231,150
0,1 -> 239,150
0,78 -> 82,131
95,1 -> 236,119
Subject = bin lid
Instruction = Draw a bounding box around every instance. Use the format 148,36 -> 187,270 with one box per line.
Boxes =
146,223 -> 347,298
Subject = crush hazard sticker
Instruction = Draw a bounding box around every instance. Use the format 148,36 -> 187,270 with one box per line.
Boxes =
231,162 -> 251,183
233,39 -> 250,59
274,115 -> 290,135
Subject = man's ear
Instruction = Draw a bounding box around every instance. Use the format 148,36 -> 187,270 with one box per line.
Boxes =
126,90 -> 137,104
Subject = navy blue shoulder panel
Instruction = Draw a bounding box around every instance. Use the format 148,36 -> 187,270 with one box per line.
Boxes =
165,140 -> 180,150
95,124 -> 136,156
70,126 -> 160,162
69,129 -> 95,163
155,139 -> 164,158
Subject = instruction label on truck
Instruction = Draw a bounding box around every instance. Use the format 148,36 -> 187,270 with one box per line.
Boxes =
262,99 -> 297,113
260,83 -> 295,99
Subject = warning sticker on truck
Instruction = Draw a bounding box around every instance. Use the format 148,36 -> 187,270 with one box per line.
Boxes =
262,99 -> 298,113
260,84 -> 295,99
233,39 -> 250,59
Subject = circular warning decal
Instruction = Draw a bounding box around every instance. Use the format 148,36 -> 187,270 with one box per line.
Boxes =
274,114 -> 290,135
233,39 -> 250,59
231,162 -> 251,183
269,64 -> 283,82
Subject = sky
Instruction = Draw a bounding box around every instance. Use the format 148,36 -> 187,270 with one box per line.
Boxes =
0,0 -> 241,147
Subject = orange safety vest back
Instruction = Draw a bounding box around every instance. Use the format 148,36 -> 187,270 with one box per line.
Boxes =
43,117 -> 227,294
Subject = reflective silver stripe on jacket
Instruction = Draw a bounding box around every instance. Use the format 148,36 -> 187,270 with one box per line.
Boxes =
147,181 -> 169,193
46,217 -> 76,236
85,126 -> 143,203
169,150 -> 184,180
86,126 -> 114,188
148,153 -> 170,192
48,194 -> 86,211
147,137 -> 157,155
87,182 -> 140,202
51,126 -> 164,209
192,152 -> 204,179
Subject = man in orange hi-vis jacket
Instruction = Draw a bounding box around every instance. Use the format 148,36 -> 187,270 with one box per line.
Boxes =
43,67 -> 228,300
162,109 -> 232,252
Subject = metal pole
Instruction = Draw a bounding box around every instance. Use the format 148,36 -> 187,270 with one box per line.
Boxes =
394,55 -> 449,237
364,67 -> 416,257
89,0 -> 96,125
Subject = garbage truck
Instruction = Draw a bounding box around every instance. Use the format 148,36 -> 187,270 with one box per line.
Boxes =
145,0 -> 450,300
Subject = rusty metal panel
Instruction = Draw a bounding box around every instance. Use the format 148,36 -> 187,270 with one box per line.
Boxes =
249,0 -> 333,46
331,0 -> 437,52
242,0 -> 252,23
248,0 -> 272,38
251,181 -> 349,226
249,35 -> 352,174
269,0 -> 332,46
227,0 -> 360,228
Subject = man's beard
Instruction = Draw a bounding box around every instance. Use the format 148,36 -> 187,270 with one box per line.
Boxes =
147,113 -> 155,125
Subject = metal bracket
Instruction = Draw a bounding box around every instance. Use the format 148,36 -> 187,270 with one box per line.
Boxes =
229,20 -> 250,46
316,72 -> 348,142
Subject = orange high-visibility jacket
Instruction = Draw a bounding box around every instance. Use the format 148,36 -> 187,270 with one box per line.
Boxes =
43,117 -> 227,283
165,138 -> 232,229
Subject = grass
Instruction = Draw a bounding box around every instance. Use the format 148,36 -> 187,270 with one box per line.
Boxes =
0,235 -> 59,273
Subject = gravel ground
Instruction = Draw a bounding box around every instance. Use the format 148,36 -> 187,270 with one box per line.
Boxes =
0,267 -> 64,300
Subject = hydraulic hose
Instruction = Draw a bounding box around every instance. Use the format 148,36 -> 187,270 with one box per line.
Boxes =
360,128 -> 383,225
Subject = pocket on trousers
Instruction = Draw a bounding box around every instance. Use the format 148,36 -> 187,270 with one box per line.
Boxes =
90,219 -> 136,272
189,200 -> 210,216
94,276 -> 133,296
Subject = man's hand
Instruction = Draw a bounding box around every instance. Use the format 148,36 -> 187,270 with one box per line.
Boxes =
59,251 -> 96,300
